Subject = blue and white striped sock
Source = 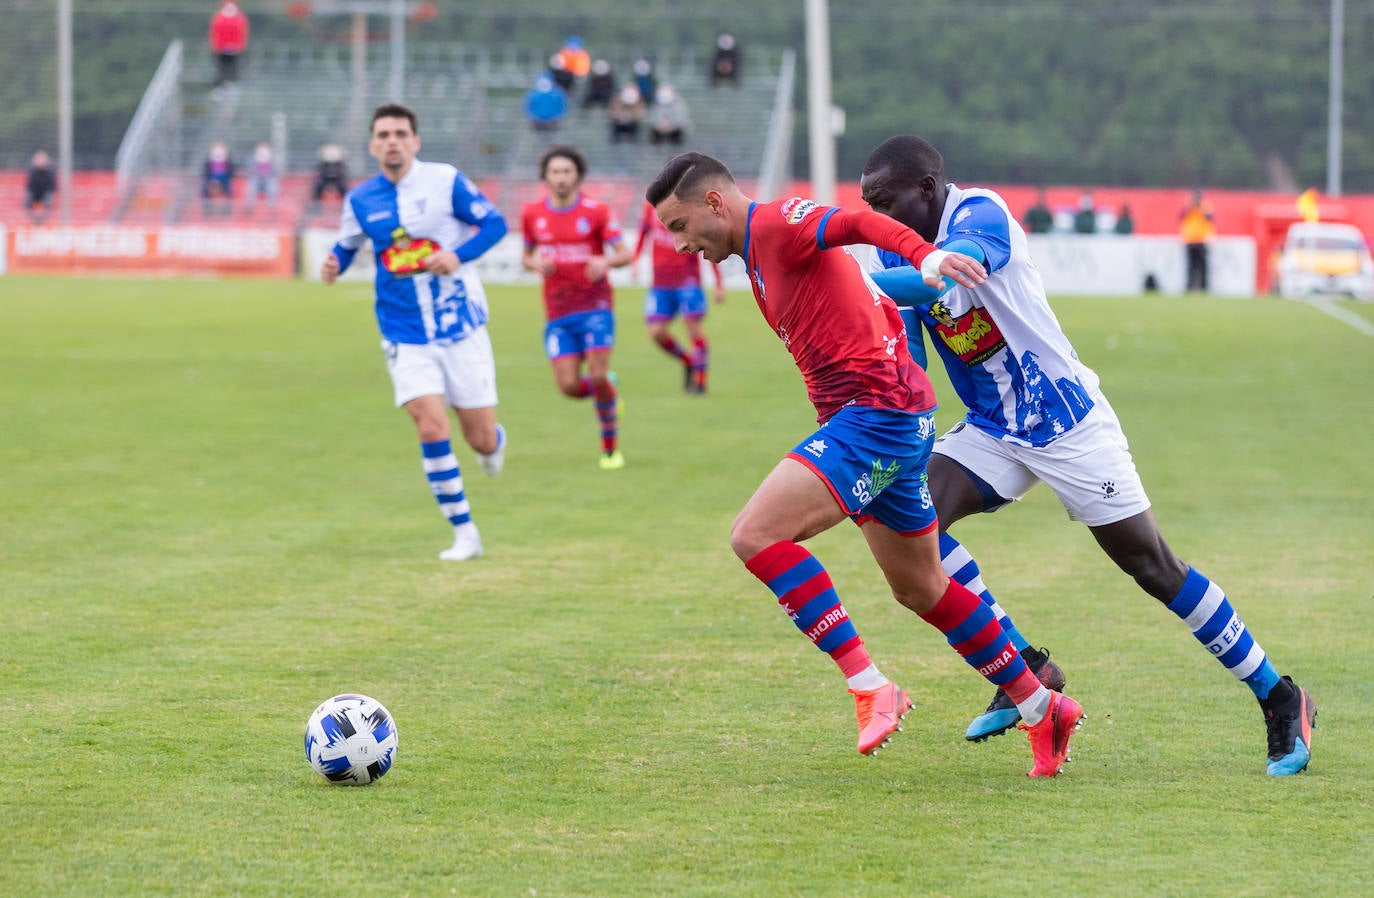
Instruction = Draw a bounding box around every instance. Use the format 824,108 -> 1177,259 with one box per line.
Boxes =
939,532 -> 1031,652
421,440 -> 471,527
1167,567 -> 1281,700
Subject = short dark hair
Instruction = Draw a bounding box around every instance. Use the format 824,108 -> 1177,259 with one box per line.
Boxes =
644,152 -> 735,206
862,135 -> 944,185
540,145 -> 587,180
371,103 -> 418,134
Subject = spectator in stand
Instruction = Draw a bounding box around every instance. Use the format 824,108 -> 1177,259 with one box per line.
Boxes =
1180,189 -> 1215,292
583,59 -> 615,108
524,72 -> 569,134
632,57 -> 656,104
608,83 -> 645,144
313,143 -> 349,202
24,150 -> 56,222
555,36 -> 591,81
1072,191 -> 1097,234
649,84 -> 691,146
547,54 -> 575,94
1113,204 -> 1135,235
208,0 -> 250,90
709,32 -> 741,88
245,141 -> 278,212
1023,188 -> 1053,234
200,140 -> 235,215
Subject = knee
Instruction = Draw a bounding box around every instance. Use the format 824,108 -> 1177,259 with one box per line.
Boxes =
415,421 -> 449,443
729,511 -> 780,563
1128,552 -> 1189,602
888,573 -> 948,616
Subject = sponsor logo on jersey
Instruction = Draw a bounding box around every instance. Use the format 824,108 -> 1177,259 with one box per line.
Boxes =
380,226 -> 439,276
1102,480 -> 1118,499
366,210 -> 391,223
929,301 -> 1007,366
952,205 -> 973,227
781,197 -> 819,225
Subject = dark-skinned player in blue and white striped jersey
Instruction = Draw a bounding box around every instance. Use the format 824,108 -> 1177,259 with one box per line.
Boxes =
859,134 -> 1315,776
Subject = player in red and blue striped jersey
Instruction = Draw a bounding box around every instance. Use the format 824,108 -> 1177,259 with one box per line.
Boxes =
646,151 -> 1083,775
635,201 -> 725,393
861,134 -> 1314,775
521,146 -> 633,470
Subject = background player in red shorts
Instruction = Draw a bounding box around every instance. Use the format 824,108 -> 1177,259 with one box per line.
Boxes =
645,151 -> 1083,776
521,146 -> 634,470
634,200 -> 725,393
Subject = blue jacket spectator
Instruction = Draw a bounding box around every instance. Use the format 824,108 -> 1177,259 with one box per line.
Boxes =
524,73 -> 569,132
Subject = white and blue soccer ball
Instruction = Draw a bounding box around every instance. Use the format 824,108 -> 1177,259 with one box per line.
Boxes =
304,693 -> 398,786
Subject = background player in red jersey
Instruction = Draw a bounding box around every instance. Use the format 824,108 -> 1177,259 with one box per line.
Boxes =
634,200 -> 726,393
645,151 -> 1083,776
521,146 -> 634,470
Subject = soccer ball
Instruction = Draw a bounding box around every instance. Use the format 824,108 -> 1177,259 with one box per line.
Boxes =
304,693 -> 398,786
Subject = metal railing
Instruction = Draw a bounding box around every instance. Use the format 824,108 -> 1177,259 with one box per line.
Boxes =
114,40 -> 183,217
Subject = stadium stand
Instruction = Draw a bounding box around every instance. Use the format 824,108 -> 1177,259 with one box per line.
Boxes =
106,40 -> 787,230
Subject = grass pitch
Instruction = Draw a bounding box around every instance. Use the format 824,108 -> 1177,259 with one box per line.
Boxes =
2,276 -> 1371,897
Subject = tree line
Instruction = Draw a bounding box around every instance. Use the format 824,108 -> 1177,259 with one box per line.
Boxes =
1,0 -> 1368,191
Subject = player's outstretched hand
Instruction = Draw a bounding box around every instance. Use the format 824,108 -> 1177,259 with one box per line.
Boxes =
919,249 -> 986,289
320,252 -> 340,285
423,250 -> 461,276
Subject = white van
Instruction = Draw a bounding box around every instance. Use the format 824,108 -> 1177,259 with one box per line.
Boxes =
1276,222 -> 1374,301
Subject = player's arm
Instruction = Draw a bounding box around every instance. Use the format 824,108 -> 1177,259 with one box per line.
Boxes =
869,236 -> 993,306
322,194 -> 365,284
521,210 -> 555,276
605,236 -> 634,269
816,206 -> 986,288
426,173 -> 508,276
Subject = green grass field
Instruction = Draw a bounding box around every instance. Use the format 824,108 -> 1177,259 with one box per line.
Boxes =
2,276 -> 1371,897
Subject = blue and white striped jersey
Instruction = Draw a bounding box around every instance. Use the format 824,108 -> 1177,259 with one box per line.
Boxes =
332,159 -> 507,345
872,185 -> 1100,447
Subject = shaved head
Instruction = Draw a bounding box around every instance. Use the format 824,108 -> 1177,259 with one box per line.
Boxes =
645,152 -> 735,206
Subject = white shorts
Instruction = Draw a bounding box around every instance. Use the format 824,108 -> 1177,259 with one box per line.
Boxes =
933,398 -> 1151,527
382,329 -> 498,409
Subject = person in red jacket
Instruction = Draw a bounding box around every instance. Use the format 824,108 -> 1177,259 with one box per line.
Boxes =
209,1 -> 251,89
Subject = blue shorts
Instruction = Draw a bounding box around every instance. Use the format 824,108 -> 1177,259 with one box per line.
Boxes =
544,309 -> 615,360
788,405 -> 939,535
644,286 -> 708,323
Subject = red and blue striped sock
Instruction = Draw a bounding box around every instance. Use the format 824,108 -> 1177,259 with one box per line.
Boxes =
592,378 -> 618,453
653,333 -> 690,363
746,541 -> 875,681
920,579 -> 1048,719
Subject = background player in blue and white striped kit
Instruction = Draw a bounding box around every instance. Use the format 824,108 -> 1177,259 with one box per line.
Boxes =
322,104 -> 508,562
860,134 -> 1315,776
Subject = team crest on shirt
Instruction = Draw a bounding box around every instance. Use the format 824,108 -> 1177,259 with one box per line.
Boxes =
781,197 -> 818,225
380,226 -> 439,276
575,217 -> 591,235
